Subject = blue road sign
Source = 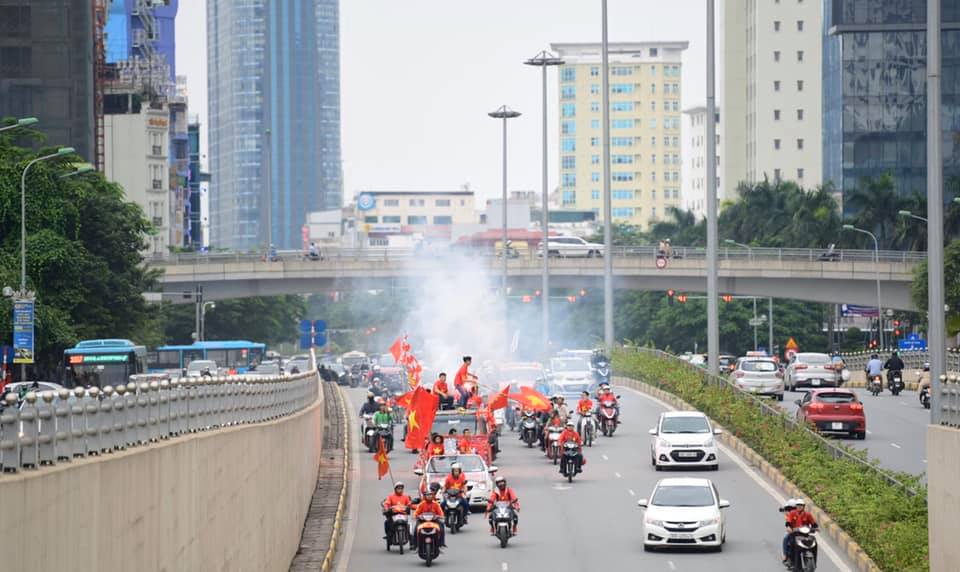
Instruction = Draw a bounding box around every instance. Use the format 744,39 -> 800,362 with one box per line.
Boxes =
299,319 -> 312,333
13,298 -> 34,364
313,319 -> 327,333
299,333 -> 313,350
898,333 -> 927,351
314,333 -> 327,347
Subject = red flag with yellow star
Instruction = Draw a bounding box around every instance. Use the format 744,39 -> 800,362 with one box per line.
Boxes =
508,385 -> 551,412
403,386 -> 439,450
374,437 -> 390,480
487,384 -> 511,411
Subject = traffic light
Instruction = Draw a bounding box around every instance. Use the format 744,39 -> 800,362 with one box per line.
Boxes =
567,295 -> 577,303
677,294 -> 688,304
667,289 -> 675,305
521,295 -> 532,303
721,294 -> 733,303
534,290 -> 542,297
894,329 -> 902,337
579,289 -> 587,297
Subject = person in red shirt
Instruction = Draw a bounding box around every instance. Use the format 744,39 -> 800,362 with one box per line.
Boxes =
426,433 -> 445,457
541,410 -> 563,452
413,488 -> 446,548
782,499 -> 817,563
465,385 -> 483,409
442,462 -> 470,523
486,476 -> 520,534
433,373 -> 454,410
576,391 -> 593,415
454,356 -> 477,406
382,482 -> 412,539
458,429 -> 476,454
558,421 -> 584,474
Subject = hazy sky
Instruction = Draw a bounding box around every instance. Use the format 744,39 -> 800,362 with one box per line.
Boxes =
177,1 -> 707,204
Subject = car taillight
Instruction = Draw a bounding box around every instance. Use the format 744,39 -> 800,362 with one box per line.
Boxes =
795,364 -> 808,370
849,403 -> 864,412
807,402 -> 825,412
734,371 -> 744,378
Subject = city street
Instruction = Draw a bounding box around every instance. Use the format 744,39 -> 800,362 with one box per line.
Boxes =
781,387 -> 929,476
337,386 -> 855,572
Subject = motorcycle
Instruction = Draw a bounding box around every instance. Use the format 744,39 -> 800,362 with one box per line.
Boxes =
546,426 -> 563,464
868,374 -> 883,397
361,414 -> 376,450
787,526 -> 819,572
520,413 -> 539,448
560,441 -> 581,483
598,398 -> 619,436
594,361 -> 611,385
920,386 -> 931,409
577,412 -> 596,447
441,487 -> 466,533
384,505 -> 410,554
348,367 -> 361,388
887,370 -> 904,396
373,423 -> 394,453
491,501 -> 516,548
415,512 -> 442,567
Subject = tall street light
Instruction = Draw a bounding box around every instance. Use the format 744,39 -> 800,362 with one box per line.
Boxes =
927,0 -> 946,424
601,0 -> 614,351
898,209 -> 929,223
0,117 -> 38,133
488,105 -> 522,356
725,239 -> 762,351
525,50 -> 564,356
843,224 -> 884,350
59,164 -> 96,180
705,0 -> 720,375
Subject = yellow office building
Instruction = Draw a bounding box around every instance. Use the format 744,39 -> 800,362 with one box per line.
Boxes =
551,42 -> 689,228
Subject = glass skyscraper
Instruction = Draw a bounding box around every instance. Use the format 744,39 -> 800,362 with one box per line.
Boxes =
823,0 -> 960,214
207,0 -> 342,251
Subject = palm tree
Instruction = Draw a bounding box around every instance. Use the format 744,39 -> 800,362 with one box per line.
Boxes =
845,173 -> 908,249
648,207 -> 700,244
785,185 -> 842,248
892,191 -> 927,251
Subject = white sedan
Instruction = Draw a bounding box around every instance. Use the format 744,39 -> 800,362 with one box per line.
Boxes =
637,477 -> 730,551
649,411 -> 721,471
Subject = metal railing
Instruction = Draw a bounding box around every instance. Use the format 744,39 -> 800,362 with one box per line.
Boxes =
840,349 -> 960,373
0,370 -> 320,473
147,245 -> 926,267
620,346 -> 921,495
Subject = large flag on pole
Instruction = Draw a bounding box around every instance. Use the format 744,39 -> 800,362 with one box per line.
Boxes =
487,384 -> 511,411
508,385 -> 552,412
374,437 -> 391,480
403,386 -> 439,450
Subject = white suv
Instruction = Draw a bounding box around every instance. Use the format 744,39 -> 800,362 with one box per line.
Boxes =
649,411 -> 722,471
537,236 -> 604,258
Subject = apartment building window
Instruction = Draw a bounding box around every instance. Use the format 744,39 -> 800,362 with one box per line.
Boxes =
611,84 -> 635,94
592,172 -> 601,182
774,169 -> 782,180
774,139 -> 781,150
562,173 -> 576,187
408,216 -> 427,225
797,138 -> 804,150
435,199 -> 451,207
612,101 -> 634,112
562,138 -> 576,151
650,100 -> 657,112
797,109 -> 804,120
612,173 -> 634,182
590,66 -> 599,76
591,102 -> 600,112
364,216 -> 378,223
611,138 -> 633,147
649,48 -> 658,57
650,65 -> 657,76
651,153 -> 656,164
774,109 -> 781,120
774,20 -> 781,31
592,154 -> 601,163
591,190 -> 600,200
562,156 -> 577,169
774,80 -> 781,92
561,120 -> 576,135
774,51 -> 780,62
561,103 -> 576,117
433,216 -> 453,225
797,20 -> 804,31
409,199 -> 425,207
591,84 -> 600,95
561,86 -> 576,99
612,155 -> 634,164
797,50 -> 804,62
591,119 -> 600,129
650,84 -> 656,94
561,68 -> 576,82
383,216 -> 401,223
611,66 -> 632,76
651,189 -> 657,200
590,137 -> 599,147
384,199 -> 399,206
797,168 -> 805,179
797,80 -> 804,91
613,207 -> 635,218
612,190 -> 634,200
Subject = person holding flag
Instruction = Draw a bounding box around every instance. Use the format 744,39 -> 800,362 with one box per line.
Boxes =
453,356 -> 478,407
465,384 -> 483,409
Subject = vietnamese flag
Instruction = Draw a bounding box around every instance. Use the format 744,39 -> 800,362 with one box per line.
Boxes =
396,389 -> 415,410
509,385 -> 551,412
389,336 -> 405,363
488,384 -> 511,411
374,437 -> 391,480
403,386 -> 439,450
404,354 -> 423,388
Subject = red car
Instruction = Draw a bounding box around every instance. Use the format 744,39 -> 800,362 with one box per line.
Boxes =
795,389 -> 865,440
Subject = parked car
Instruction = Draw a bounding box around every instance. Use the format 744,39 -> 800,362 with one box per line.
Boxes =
732,358 -> 784,401
537,236 -> 604,258
637,477 -> 729,551
186,360 -> 220,377
247,360 -> 282,377
649,411 -> 722,471
784,352 -> 842,391
795,389 -> 866,439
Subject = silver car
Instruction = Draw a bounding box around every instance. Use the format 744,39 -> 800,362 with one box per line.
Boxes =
785,352 -> 840,391
732,358 -> 784,401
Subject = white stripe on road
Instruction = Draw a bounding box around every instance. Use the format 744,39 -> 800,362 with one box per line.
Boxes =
890,443 -> 901,449
620,386 -> 854,572
667,561 -> 677,571
865,429 -> 872,435
615,471 -> 622,479
628,489 -> 636,496
501,562 -> 508,572
602,454 -> 609,461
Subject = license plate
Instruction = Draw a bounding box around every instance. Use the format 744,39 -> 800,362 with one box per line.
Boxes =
678,452 -> 698,458
811,379 -> 821,386
831,422 -> 844,430
671,533 -> 694,539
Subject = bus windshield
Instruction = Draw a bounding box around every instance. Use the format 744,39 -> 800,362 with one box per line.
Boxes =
67,362 -> 133,388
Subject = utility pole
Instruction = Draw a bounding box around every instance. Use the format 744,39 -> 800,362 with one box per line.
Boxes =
705,0 -> 719,375
601,0 -> 614,350
927,0 -> 945,424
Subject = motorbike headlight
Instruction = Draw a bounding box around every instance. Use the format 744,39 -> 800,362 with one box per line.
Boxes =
645,518 -> 665,527
657,438 -> 671,448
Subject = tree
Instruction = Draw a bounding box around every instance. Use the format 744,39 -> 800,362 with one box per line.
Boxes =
911,239 -> 960,336
0,130 -> 159,377
160,295 -> 308,346
846,173 -> 908,249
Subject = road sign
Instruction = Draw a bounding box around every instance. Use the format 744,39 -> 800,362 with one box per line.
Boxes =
299,319 -> 312,333
12,297 -> 35,364
898,333 -> 927,351
748,317 -> 765,327
655,257 -> 667,269
313,320 -> 327,333
784,337 -> 799,361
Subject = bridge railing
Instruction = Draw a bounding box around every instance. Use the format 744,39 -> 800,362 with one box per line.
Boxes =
0,368 -> 320,473
840,349 -> 960,373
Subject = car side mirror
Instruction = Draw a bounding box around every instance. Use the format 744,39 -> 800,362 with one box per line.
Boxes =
713,428 -> 722,435
648,428 -> 658,436
488,466 -> 498,473
637,499 -> 648,508
413,469 -> 424,476
719,500 -> 730,509
616,395 -> 622,399
794,400 -> 802,406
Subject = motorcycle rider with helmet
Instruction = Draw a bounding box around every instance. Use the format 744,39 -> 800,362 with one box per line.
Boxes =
883,351 -> 906,386
413,485 -> 446,549
442,462 -> 470,524
382,482 -> 413,539
865,354 -> 883,384
595,383 -> 620,423
359,392 -> 378,416
558,420 -> 584,474
486,476 -> 519,535
782,498 -> 817,565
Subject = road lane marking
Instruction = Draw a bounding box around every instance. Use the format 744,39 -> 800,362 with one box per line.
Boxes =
502,563 -> 508,572
890,443 -> 901,449
602,454 -> 609,461
667,561 -> 676,571
552,483 -> 572,491
865,429 -> 872,435
923,459 -> 928,464
628,489 -> 636,496
615,471 -> 622,479
619,385 -> 854,572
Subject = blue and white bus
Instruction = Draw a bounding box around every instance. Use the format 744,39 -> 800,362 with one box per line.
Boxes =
148,341 -> 266,374
64,339 -> 148,388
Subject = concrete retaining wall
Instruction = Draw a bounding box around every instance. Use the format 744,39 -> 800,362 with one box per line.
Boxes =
928,425 -> 960,572
0,387 -> 323,572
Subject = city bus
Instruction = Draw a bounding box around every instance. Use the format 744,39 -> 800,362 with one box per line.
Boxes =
148,341 -> 266,374
63,339 -> 148,388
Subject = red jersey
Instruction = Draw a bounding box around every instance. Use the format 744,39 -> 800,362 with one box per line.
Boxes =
454,363 -> 470,387
428,443 -> 445,456
415,500 -> 445,518
577,398 -> 593,414
487,487 -> 519,510
383,493 -> 413,511
443,472 -> 468,491
466,395 -> 483,409
559,428 -> 582,447
786,509 -> 816,529
433,379 -> 449,395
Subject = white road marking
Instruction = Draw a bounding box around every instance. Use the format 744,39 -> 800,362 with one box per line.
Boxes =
602,454 -> 609,461
552,483 -> 572,491
501,562 -> 509,572
923,459 -> 928,464
615,471 -> 622,479
628,489 -> 636,496
667,561 -> 677,571
890,442 -> 901,449
865,429 -> 872,435
620,385 -> 854,572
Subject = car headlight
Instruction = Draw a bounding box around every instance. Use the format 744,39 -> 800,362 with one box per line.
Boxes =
477,482 -> 487,490
703,437 -> 715,447
645,518 -> 666,527
657,438 -> 671,448
698,516 -> 720,527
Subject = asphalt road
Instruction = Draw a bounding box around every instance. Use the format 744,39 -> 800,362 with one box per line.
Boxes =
337,386 -> 854,572
780,387 -> 929,476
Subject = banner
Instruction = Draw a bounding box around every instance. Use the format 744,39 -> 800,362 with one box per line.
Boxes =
13,298 -> 35,364
840,304 -> 879,318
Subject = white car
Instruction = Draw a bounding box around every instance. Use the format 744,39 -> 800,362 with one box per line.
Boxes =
649,411 -> 722,471
414,454 -> 497,510
638,477 -> 729,551
537,236 -> 604,258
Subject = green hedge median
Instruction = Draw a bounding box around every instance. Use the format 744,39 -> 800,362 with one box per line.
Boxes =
614,349 -> 928,572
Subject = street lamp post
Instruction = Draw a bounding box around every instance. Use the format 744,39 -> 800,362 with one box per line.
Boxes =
488,105 -> 522,356
928,0 -> 946,424
58,165 -> 96,180
843,224 -> 884,349
898,210 -> 929,224
0,117 -> 38,133
601,0 -> 614,351
525,50 -> 564,356
200,301 -> 216,341
705,0 -> 720,376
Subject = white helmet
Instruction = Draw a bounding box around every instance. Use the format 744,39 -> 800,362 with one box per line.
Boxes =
451,462 -> 462,472
394,482 -> 405,489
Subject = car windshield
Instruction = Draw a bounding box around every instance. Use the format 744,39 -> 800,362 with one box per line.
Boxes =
660,416 -> 711,434
427,455 -> 486,473
652,485 -> 715,507
499,368 -> 542,383
815,392 -> 857,404
719,356 -> 735,365
252,362 -> 281,375
741,360 -> 778,372
798,354 -> 831,365
551,358 -> 590,372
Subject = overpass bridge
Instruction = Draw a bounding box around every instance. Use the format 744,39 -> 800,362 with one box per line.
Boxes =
149,246 -> 924,310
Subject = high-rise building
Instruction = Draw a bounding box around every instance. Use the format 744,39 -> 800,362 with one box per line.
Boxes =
720,0 -> 823,199
681,106 -> 720,219
207,0 -> 343,251
551,42 -> 688,228
0,0 -> 95,161
186,116 -> 209,249
823,0 -> 960,213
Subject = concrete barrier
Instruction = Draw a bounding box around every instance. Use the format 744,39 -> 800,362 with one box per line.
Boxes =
928,425 -> 960,572
0,382 -> 323,572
